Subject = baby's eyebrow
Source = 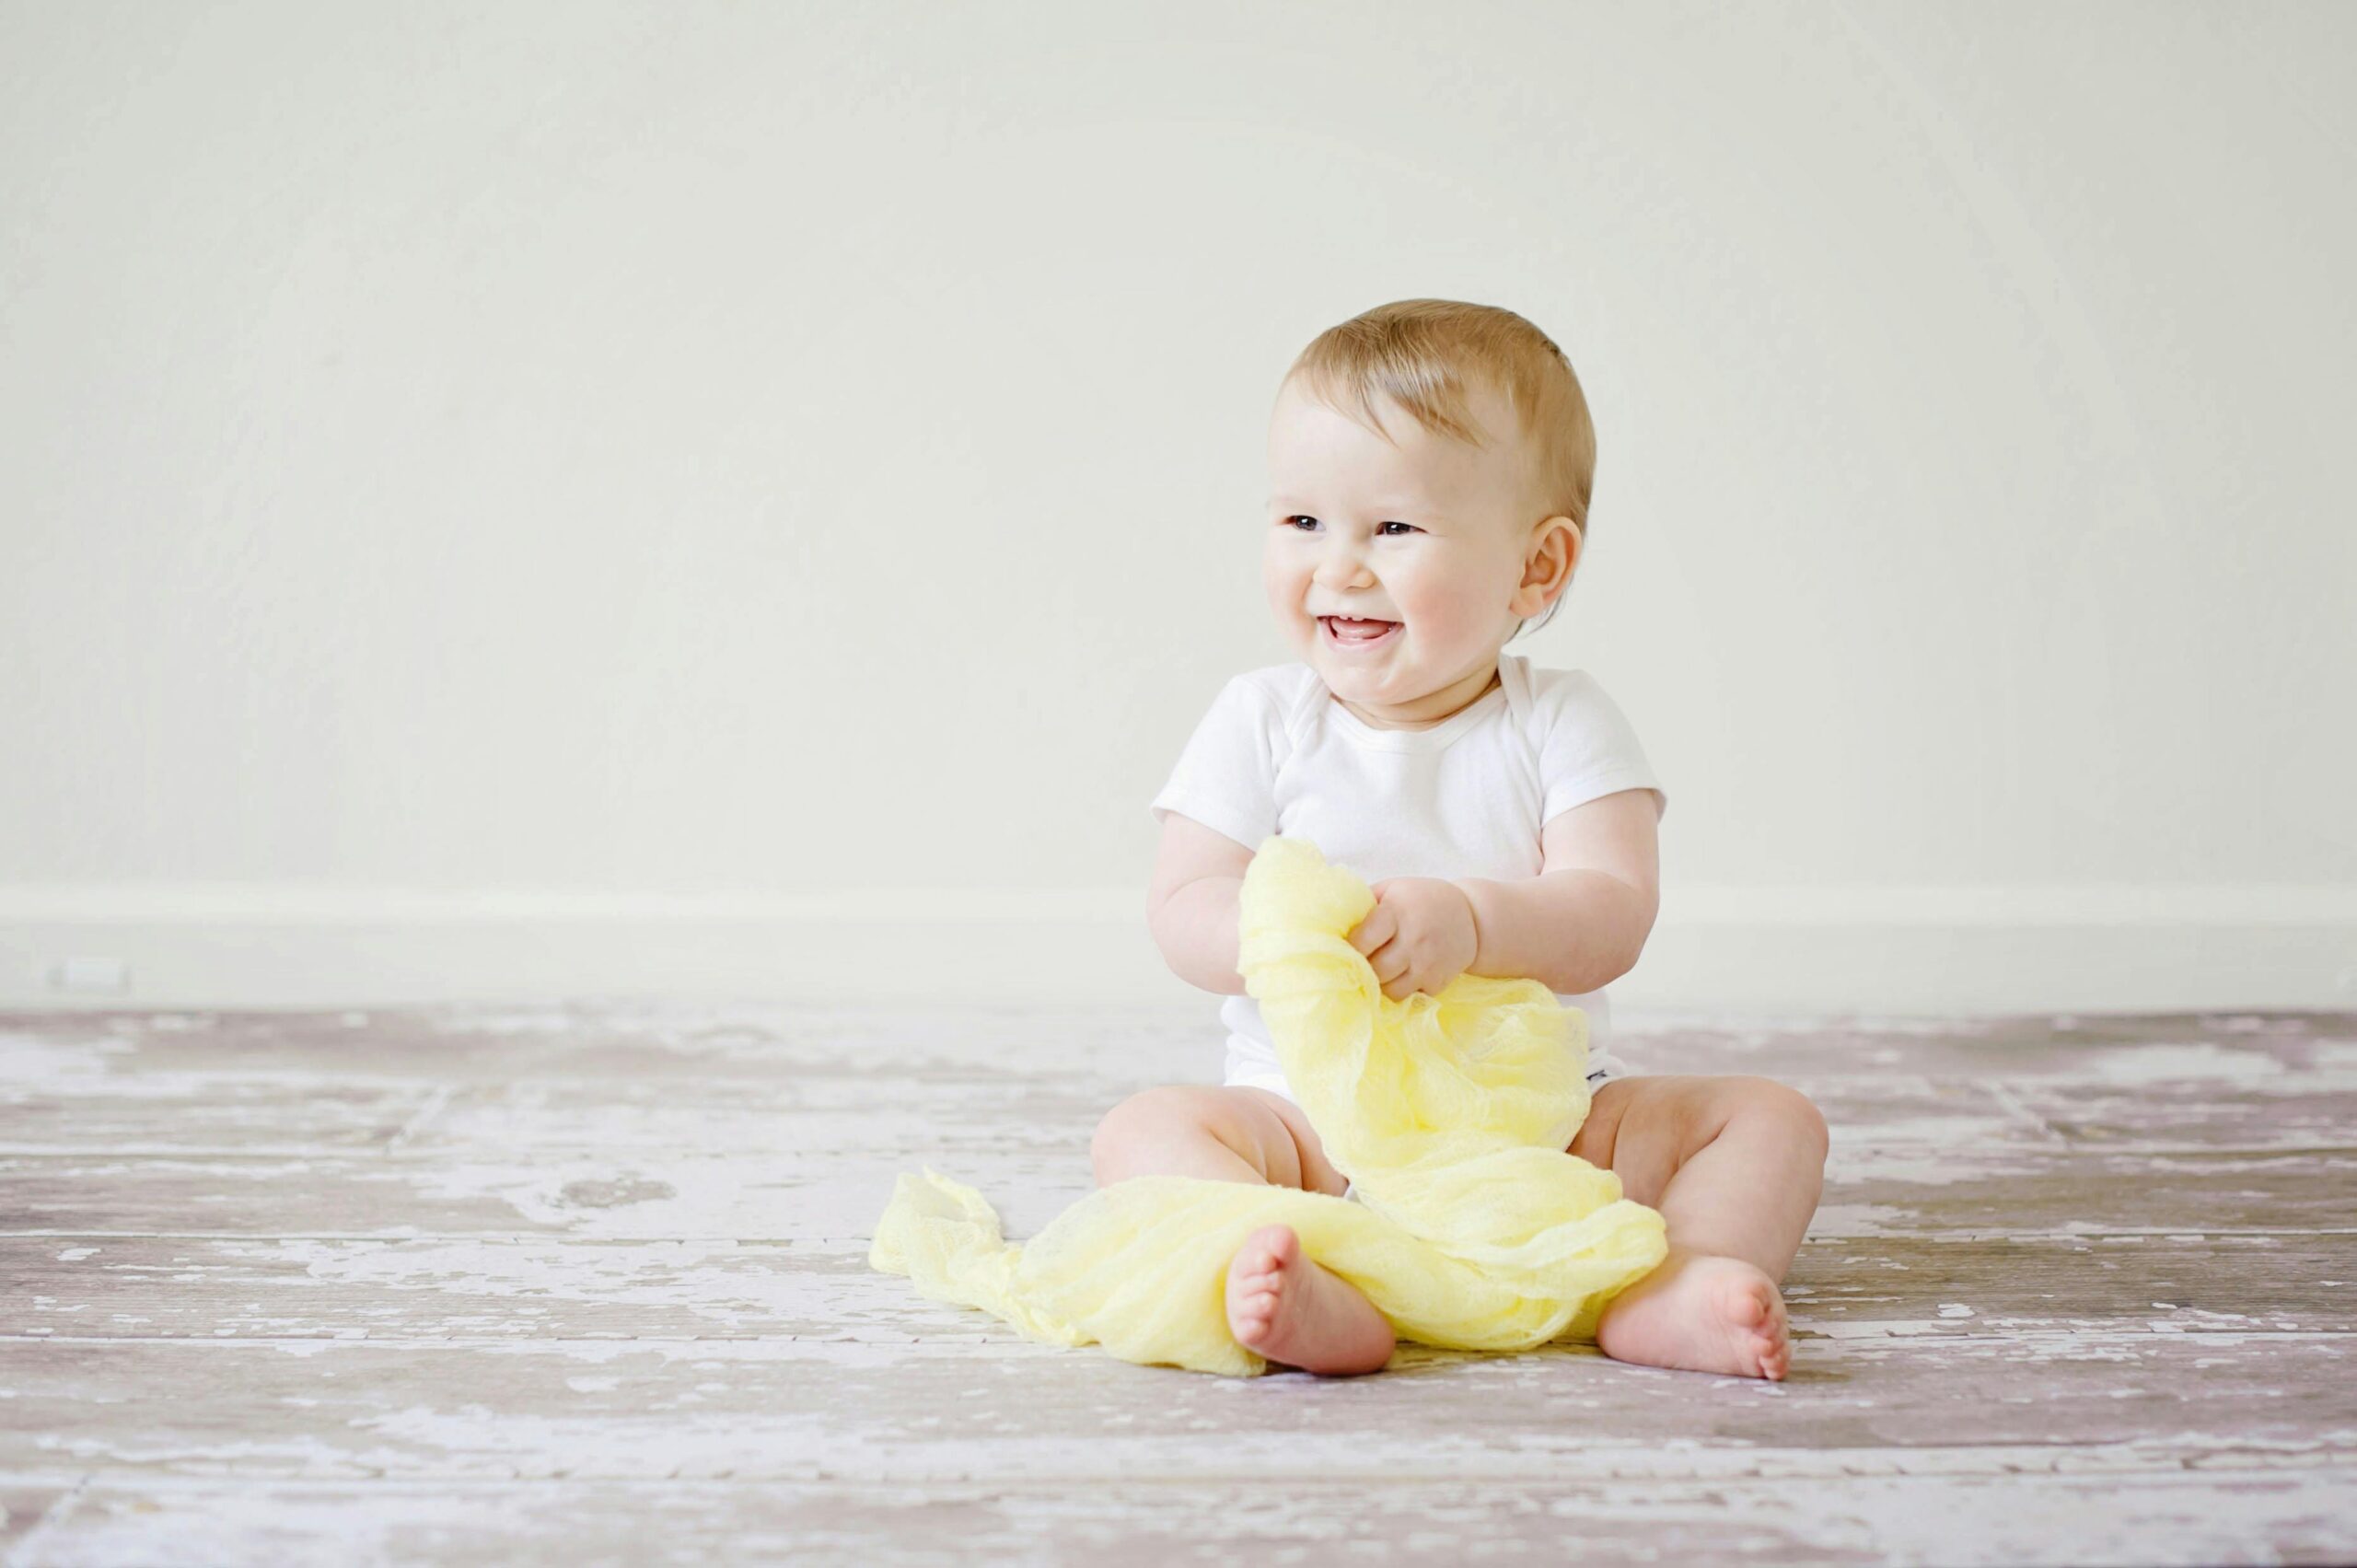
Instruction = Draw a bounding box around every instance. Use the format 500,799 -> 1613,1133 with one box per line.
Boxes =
1269,494 -> 1441,515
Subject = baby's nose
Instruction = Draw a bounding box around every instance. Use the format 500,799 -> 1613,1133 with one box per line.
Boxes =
1316,549 -> 1373,584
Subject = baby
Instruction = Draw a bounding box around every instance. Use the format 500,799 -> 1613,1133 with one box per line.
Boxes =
1097,298 -> 1829,1380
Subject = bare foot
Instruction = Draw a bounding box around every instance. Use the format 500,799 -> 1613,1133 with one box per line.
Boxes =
1225,1224 -> 1396,1376
1595,1248 -> 1792,1380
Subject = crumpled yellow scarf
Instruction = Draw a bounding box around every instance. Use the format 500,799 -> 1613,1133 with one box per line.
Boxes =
868,833 -> 1668,1376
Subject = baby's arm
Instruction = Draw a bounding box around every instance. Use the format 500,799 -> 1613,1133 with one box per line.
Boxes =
1146,811 -> 1256,994
1459,787 -> 1662,996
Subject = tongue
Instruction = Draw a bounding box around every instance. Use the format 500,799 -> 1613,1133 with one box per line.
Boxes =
1333,619 -> 1395,639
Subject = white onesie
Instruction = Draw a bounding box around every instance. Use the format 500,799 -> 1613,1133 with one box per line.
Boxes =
1150,651 -> 1668,1107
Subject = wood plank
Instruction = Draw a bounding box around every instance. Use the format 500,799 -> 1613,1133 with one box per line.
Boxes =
0,1148 -> 1094,1239
0,1005 -> 1220,1084
1813,1147 -> 2357,1238
6,1031 -> 2067,1161
384,1073 -> 2048,1157
12,1066 -> 2348,1170
6,1232 -> 2350,1342
9,1005 -> 2349,1086
6,1144 -> 2351,1242
0,1075 -> 445,1156
1620,1010 -> 2357,1080
1,1334 -> 2351,1481
1790,1232 -> 2355,1335
4,1469 -> 2351,1568
14,1011 -> 2351,1169
2003,1076 -> 2357,1151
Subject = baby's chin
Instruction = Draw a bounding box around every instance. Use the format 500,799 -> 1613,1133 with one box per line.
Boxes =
1309,647 -> 1420,698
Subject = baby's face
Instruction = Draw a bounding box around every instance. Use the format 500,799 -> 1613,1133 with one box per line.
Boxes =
1263,376 -> 1563,715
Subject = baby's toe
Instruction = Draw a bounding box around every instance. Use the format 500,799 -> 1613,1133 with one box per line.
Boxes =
1756,1304 -> 1792,1378
1232,1225 -> 1291,1276
1253,1225 -> 1302,1268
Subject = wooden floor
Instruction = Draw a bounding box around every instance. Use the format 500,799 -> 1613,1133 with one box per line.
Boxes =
2,1005 -> 2353,1566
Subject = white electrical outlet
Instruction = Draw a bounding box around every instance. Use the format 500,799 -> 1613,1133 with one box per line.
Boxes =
51,956 -> 132,993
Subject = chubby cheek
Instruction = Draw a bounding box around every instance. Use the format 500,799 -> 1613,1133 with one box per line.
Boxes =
1392,571 -> 1487,648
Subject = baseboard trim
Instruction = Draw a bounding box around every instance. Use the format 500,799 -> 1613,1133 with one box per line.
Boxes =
2,883 -> 2352,1011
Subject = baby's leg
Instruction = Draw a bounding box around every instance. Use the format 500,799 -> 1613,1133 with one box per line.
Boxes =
1570,1074 -> 1830,1380
1090,1085 -> 1349,1192
1090,1086 -> 1392,1375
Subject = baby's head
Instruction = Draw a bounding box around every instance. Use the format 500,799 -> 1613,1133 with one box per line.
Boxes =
1264,298 -> 1596,726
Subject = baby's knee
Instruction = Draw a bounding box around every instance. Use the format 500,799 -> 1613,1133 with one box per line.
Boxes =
1088,1085 -> 1282,1179
1731,1076 -> 1829,1162
1090,1085 -> 1223,1183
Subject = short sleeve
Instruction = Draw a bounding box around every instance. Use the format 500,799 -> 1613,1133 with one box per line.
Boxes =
1149,674 -> 1283,853
1536,670 -> 1669,827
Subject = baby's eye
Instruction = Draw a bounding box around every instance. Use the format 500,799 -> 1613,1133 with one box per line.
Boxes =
1282,516 -> 1418,536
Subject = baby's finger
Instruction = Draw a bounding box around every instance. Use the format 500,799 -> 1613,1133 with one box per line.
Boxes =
1391,964 -> 1423,1003
1349,907 -> 1393,956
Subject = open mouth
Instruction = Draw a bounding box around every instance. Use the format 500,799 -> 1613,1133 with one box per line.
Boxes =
1321,616 -> 1400,650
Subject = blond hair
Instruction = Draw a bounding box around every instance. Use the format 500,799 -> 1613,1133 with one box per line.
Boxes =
1280,298 -> 1596,641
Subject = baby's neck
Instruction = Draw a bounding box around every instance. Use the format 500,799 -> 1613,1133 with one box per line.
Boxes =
1332,661 -> 1502,731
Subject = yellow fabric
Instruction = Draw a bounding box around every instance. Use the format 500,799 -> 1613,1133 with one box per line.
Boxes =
868,833 -> 1669,1376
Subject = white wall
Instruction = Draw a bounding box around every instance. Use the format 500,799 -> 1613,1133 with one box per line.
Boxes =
3,1 -> 2351,1012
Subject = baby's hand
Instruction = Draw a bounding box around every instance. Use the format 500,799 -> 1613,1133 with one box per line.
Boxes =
1347,877 -> 1480,1003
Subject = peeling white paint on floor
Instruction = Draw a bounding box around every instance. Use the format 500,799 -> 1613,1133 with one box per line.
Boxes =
1,1005 -> 2352,1563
